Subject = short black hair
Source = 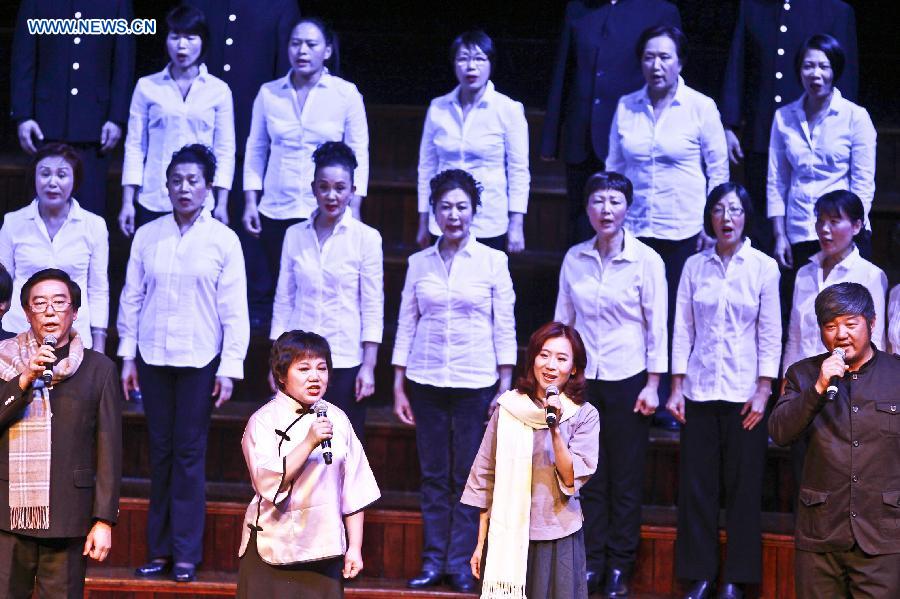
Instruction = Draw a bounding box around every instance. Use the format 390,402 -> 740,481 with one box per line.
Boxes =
166,5 -> 209,65
814,189 -> 864,224
290,17 -> 341,76
0,263 -> 13,304
703,182 -> 755,239
450,30 -> 495,65
583,171 -> 634,206
795,34 -> 845,85
636,25 -> 688,64
814,282 -> 875,327
165,143 -> 217,184
429,169 -> 482,214
269,330 -> 333,392
313,141 -> 358,183
20,268 -> 82,311
32,142 -> 84,196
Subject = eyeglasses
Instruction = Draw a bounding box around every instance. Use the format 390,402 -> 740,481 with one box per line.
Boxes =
455,55 -> 489,67
29,299 -> 71,313
711,206 -> 745,217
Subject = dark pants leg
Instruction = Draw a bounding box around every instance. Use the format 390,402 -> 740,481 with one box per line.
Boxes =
795,546 -> 900,599
742,152 -> 774,257
67,142 -> 110,218
134,202 -> 170,229
230,162 -> 274,330
139,355 -> 219,565
0,531 -> 86,599
258,214 -> 305,326
477,234 -> 507,252
580,372 -> 650,574
324,366 -> 366,444
675,400 -> 766,584
565,155 -> 605,246
407,381 -> 494,575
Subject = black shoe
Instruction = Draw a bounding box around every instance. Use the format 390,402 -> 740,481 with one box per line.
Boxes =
586,569 -> 601,594
407,569 -> 444,588
684,579 -> 714,599
173,564 -> 196,583
134,560 -> 171,577
602,567 -> 629,597
447,572 -> 477,592
717,583 -> 743,599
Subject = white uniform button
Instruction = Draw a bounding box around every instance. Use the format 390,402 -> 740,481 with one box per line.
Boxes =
780,25 -> 787,33
74,11 -> 81,18
776,72 -> 783,79
223,64 -> 231,72
784,2 -> 791,9
71,88 -> 78,95
229,14 -> 237,21
74,36 -> 81,44
226,37 -> 234,45
72,62 -> 80,70
777,48 -> 785,56
775,95 -> 782,103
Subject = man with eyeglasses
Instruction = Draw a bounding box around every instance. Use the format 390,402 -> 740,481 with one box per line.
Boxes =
0,268 -> 122,598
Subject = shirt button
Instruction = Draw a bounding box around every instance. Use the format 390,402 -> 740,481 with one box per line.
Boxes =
74,36 -> 81,44
70,88 -> 78,95
853,440 -> 859,447
226,37 -> 234,45
780,25 -> 788,33
775,72 -> 783,79
852,475 -> 859,483
777,48 -> 785,56
851,511 -> 857,518
852,405 -> 859,413
775,95 -> 782,103
72,62 -> 80,70
594,98 -> 600,105
229,13 -> 237,21
224,64 -> 231,72
783,2 -> 790,9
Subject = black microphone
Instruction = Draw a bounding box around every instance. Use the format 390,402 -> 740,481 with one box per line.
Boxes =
315,401 -> 333,465
545,384 -> 560,427
41,334 -> 57,386
824,347 -> 846,402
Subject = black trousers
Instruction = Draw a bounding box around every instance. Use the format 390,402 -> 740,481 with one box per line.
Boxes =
0,530 -> 86,599
674,400 -> 768,584
581,372 -> 650,574
795,545 -> 900,599
325,366 -> 366,444
138,354 -> 219,565
565,155 -> 605,246
135,202 -> 169,229
257,214 -> 305,323
741,152 -> 774,257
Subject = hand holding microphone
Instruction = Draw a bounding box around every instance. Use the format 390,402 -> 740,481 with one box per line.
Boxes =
314,401 -> 333,465
18,335 -> 57,391
41,334 -> 57,386
818,347 -> 848,400
544,384 -> 561,427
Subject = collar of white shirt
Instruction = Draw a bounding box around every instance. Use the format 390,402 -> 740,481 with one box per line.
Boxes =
423,234 -> 482,258
579,230 -> 641,263
700,237 -> 754,265
163,207 -> 214,233
809,243 -> 861,272
789,87 -> 847,120
301,207 -> 354,234
278,67 -> 334,91
445,80 -> 497,110
25,198 -> 86,223
160,62 -> 211,83
635,75 -> 687,108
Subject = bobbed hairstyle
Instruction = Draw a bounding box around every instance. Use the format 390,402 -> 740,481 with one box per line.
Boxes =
165,5 -> 209,65
0,263 -> 13,305
31,142 -> 83,196
290,17 -> 341,77
312,141 -> 358,182
814,282 -> 875,328
269,330 -> 333,393
165,143 -> 217,183
514,322 -> 588,405
450,30 -> 495,64
795,34 -> 845,85
20,268 -> 82,311
583,171 -> 634,207
703,182 -> 754,239
814,189 -> 864,224
635,25 -> 688,64
428,169 -> 483,214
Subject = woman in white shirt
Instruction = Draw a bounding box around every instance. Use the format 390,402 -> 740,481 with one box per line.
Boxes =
243,17 -> 369,309
120,145 -> 249,583
768,34 -> 876,272
666,183 -> 781,599
888,285 -> 900,355
416,30 -> 529,253
392,169 -> 517,593
554,171 -> 667,597
119,5 -> 235,236
0,143 -> 108,350
270,141 -> 383,441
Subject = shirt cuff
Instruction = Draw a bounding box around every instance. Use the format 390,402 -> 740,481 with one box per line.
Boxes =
360,327 -> 383,345
117,337 -> 137,359
217,358 -> 244,380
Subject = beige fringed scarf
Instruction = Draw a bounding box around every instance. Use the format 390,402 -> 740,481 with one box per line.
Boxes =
481,390 -> 579,599
0,330 -> 84,530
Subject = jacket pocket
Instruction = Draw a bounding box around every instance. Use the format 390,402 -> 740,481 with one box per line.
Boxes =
73,468 -> 96,488
881,490 -> 900,537
798,487 -> 830,540
875,402 -> 900,436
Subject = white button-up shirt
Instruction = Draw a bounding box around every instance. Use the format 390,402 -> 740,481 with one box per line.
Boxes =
888,285 -> 900,355
244,71 -> 369,220
270,210 -> 384,368
122,64 -> 236,212
782,246 -> 887,373
117,211 -> 249,379
554,232 -> 668,380
392,238 -> 517,388
767,88 -> 876,244
672,240 -> 782,403
418,81 -> 530,238
607,77 -> 729,241
0,199 -> 108,349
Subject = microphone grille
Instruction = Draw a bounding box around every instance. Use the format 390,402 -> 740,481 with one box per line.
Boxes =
43,334 -> 58,346
313,400 -> 327,417
833,347 -> 846,359
546,384 -> 560,397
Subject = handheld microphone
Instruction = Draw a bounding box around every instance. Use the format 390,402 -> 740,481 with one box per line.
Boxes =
314,401 -> 333,465
545,384 -> 560,427
41,334 -> 58,386
824,347 -> 846,402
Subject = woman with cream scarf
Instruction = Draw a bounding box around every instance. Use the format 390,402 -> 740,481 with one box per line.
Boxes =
461,322 -> 600,598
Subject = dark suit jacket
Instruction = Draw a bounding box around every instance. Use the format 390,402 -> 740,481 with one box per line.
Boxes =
0,349 -> 122,539
10,0 -> 136,143
770,349 -> 900,555
720,0 -> 858,153
187,0 -> 300,156
539,0 -> 681,164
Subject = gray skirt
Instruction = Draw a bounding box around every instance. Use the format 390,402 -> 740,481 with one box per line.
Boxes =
524,527 -> 588,599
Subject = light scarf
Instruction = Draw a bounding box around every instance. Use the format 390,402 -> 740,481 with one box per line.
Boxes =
0,330 -> 84,529
481,390 -> 579,599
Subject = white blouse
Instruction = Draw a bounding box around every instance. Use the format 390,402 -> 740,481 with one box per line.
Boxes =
392,238 -> 517,388
244,71 -> 369,220
887,285 -> 900,355
270,210 -> 384,369
672,241 -> 781,403
122,64 -> 235,212
0,199 -> 108,348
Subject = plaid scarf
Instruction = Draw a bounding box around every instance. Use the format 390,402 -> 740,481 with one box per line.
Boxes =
0,330 -> 84,530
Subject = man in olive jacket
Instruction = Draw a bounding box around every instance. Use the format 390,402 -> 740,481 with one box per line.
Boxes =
770,282 -> 900,598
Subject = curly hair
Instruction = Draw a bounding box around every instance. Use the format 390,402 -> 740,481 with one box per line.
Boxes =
428,169 -> 483,214
165,143 -> 217,183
